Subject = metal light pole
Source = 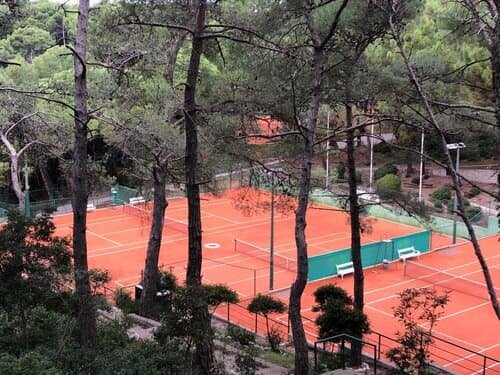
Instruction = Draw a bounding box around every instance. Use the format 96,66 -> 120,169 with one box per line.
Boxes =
446,142 -> 466,244
325,111 -> 330,189
368,119 -> 375,192
418,129 -> 425,201
269,171 -> 275,291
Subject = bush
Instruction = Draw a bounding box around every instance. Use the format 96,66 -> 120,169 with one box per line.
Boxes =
335,163 -> 346,181
466,186 -> 481,198
431,186 -> 452,202
226,324 -> 255,347
114,289 -> 138,314
376,174 -> 402,199
235,346 -> 258,375
373,142 -> 394,155
374,164 -> 398,181
411,176 -> 420,185
465,206 -> 482,221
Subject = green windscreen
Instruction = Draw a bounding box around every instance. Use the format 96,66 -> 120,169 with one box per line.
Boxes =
307,230 -> 431,281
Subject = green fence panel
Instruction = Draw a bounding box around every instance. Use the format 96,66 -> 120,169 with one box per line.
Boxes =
116,185 -> 139,205
361,241 -> 393,265
308,249 -> 351,281
391,230 -> 431,256
307,230 -> 431,282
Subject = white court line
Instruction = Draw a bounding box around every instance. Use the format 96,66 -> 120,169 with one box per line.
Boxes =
86,229 -> 122,246
88,216 -> 294,259
429,328 -> 483,350
202,211 -> 241,225
444,342 -> 500,370
361,253 -> 500,299
365,304 -> 394,318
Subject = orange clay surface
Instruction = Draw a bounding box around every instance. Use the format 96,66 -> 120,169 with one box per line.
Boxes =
52,189 -> 499,374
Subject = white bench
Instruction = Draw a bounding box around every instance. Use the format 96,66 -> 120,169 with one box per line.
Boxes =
86,203 -> 96,212
129,196 -> 146,205
398,247 -> 421,262
336,261 -> 354,279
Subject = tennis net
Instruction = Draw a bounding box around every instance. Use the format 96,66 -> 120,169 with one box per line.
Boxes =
123,204 -> 187,234
234,239 -> 297,272
404,260 -> 499,301
123,203 -> 151,222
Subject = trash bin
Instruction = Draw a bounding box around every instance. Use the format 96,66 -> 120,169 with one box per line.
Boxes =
382,259 -> 389,270
135,284 -> 143,300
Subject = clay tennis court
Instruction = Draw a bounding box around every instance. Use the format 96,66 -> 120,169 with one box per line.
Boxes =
52,189 -> 499,373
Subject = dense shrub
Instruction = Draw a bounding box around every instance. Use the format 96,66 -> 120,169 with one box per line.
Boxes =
226,324 -> 255,347
465,206 -> 482,221
411,176 -> 420,185
431,186 -> 452,202
374,164 -> 398,181
113,289 -> 138,314
335,163 -> 346,181
373,142 -> 394,155
376,174 -> 402,199
466,186 -> 481,198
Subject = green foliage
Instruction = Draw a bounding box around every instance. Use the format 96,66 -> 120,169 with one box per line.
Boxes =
248,294 -> 286,351
155,286 -> 214,349
235,345 -> 259,375
113,289 -> 138,314
374,164 -> 398,181
157,270 -> 178,293
97,319 -> 132,351
465,186 -> 481,198
373,142 -> 393,156
334,163 -> 346,181
247,294 -> 286,316
465,205 -> 482,221
312,284 -> 370,340
376,174 -> 402,199
0,212 -> 72,331
204,284 -> 239,311
430,186 -> 452,202
0,351 -> 63,375
387,288 -> 449,374
313,284 -> 353,307
226,324 -> 255,347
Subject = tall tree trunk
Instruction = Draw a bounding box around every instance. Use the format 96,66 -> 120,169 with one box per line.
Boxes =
183,1 -> 213,373
388,9 -> 500,319
9,154 -> 25,214
139,160 -> 168,317
38,160 -> 55,201
289,39 -> 325,375
1,134 -> 25,214
72,0 -> 97,348
492,9 -> 500,136
346,102 -> 364,366
290,3 -> 349,373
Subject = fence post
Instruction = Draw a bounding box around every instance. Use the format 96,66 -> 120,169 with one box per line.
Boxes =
254,313 -> 257,333
378,334 -> 381,359
341,337 -> 346,370
314,342 -> 318,372
483,356 -> 487,375
373,344 -> 377,375
227,303 -> 230,322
